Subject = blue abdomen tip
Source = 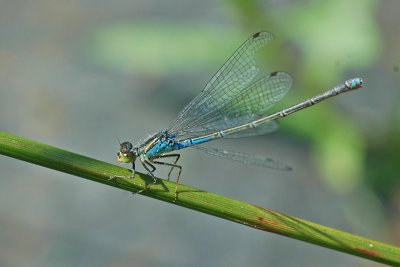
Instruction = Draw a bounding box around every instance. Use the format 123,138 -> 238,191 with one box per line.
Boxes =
347,78 -> 363,90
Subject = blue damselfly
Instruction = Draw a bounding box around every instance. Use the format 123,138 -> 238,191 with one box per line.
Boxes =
116,32 -> 363,200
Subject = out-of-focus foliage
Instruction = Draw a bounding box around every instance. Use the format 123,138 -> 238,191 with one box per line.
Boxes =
89,24 -> 242,75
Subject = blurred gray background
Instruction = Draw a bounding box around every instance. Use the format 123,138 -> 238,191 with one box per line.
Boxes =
1,0 -> 399,266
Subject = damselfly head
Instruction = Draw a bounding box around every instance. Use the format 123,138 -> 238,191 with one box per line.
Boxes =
117,141 -> 136,163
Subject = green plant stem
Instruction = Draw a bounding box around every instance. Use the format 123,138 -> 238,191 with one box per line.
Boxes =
0,131 -> 399,265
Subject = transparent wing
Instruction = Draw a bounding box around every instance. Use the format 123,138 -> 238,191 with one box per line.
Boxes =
170,71 -> 292,139
195,146 -> 292,171
168,32 -> 276,137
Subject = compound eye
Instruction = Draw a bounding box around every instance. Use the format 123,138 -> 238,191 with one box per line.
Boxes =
120,142 -> 133,153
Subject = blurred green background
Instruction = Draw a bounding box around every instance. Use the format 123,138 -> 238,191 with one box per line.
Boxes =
0,0 -> 399,266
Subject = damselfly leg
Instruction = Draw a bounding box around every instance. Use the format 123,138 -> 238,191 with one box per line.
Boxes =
151,154 -> 182,202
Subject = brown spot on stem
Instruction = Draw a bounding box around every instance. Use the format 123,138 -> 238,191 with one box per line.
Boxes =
355,248 -> 379,257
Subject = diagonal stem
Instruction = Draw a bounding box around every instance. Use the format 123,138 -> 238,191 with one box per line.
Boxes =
0,132 -> 399,266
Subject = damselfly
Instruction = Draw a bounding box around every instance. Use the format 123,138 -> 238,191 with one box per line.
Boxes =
116,32 -> 362,200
